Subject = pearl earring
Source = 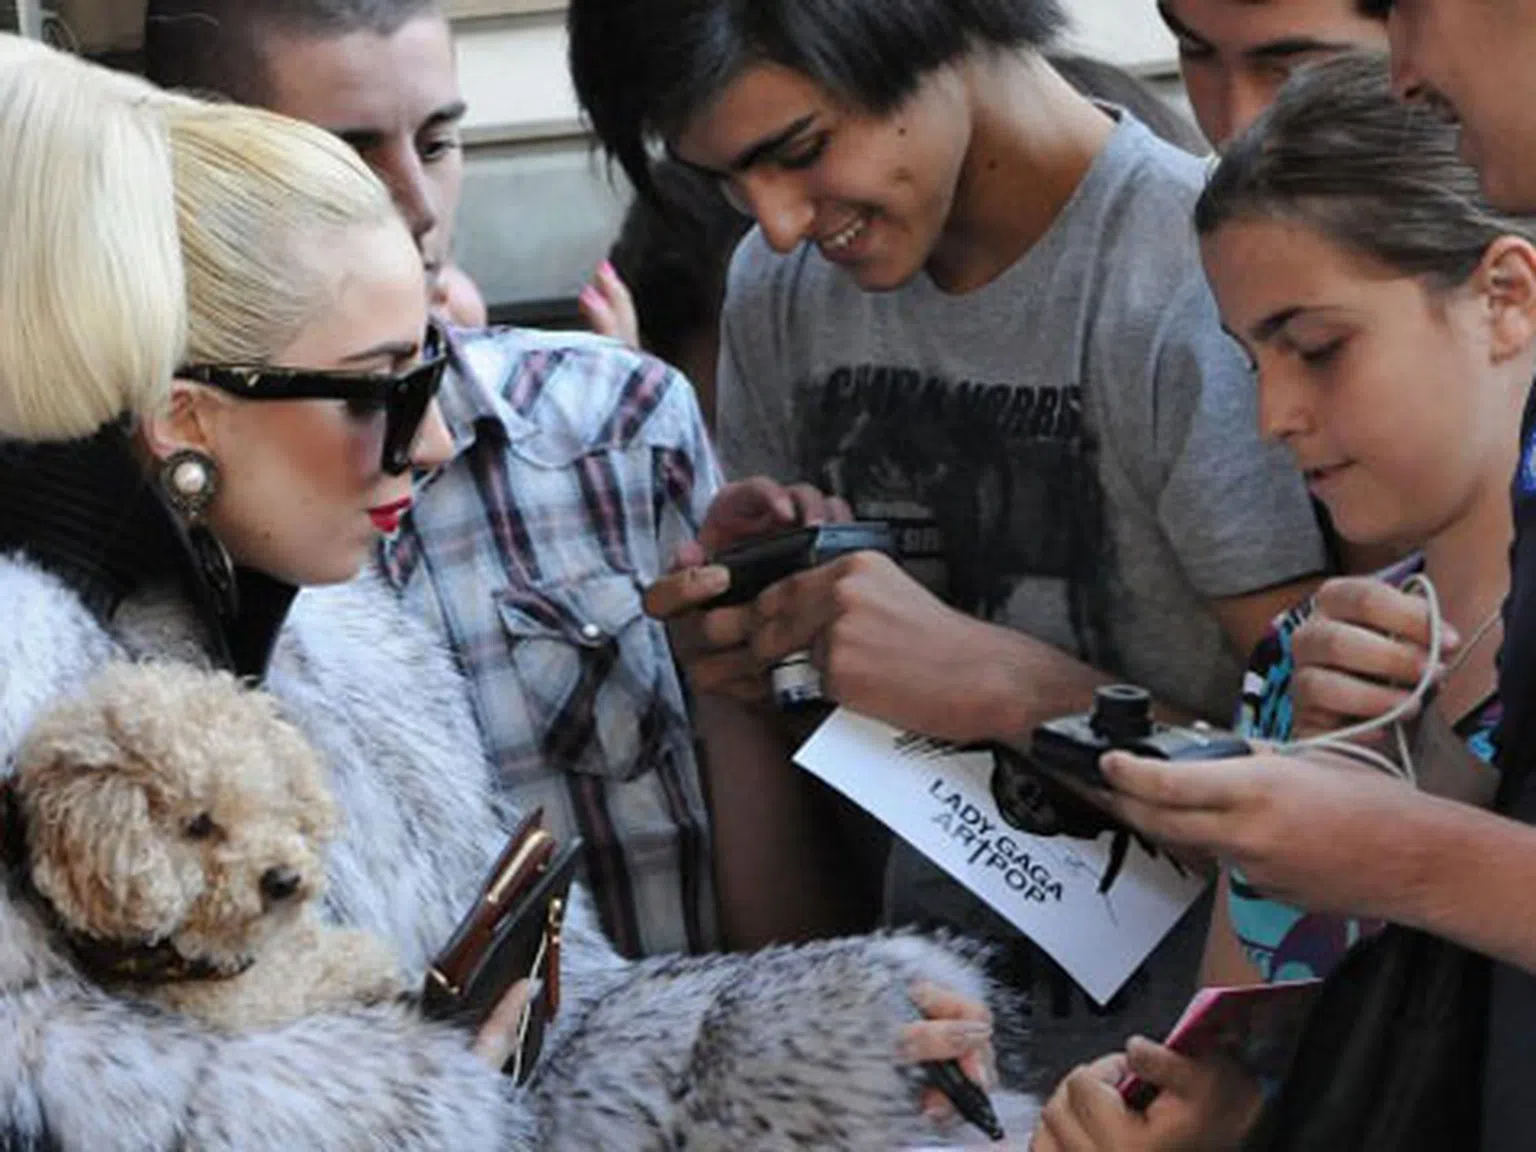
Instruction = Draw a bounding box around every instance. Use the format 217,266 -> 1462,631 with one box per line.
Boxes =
157,448 -> 221,523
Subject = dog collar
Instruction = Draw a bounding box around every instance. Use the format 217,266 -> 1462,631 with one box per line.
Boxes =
0,781 -> 255,985
58,930 -> 254,985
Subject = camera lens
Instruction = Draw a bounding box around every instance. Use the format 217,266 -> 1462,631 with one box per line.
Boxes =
1090,684 -> 1153,743
990,746 -> 1119,840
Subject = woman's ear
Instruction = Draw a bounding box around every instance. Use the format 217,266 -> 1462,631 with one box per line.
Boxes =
138,380 -> 223,464
1473,236 -> 1536,363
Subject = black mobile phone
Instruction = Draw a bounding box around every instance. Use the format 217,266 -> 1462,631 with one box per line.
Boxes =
704,521 -> 898,609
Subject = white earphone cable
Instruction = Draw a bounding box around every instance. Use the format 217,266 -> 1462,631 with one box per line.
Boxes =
1280,573 -> 1467,787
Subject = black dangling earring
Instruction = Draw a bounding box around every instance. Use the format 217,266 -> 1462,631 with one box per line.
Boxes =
157,449 -> 238,618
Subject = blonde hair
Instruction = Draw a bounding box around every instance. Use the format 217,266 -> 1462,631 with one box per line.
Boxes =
0,38 -> 186,441
164,101 -> 403,366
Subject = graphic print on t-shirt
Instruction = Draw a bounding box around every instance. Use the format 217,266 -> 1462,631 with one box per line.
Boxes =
799,364 -> 1117,666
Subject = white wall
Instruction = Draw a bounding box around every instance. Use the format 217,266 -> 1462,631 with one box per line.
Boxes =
1061,0 -> 1179,72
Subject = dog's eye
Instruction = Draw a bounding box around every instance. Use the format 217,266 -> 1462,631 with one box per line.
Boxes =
185,812 -> 217,840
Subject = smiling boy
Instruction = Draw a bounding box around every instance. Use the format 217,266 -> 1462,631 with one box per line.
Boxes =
569,0 -> 1328,1090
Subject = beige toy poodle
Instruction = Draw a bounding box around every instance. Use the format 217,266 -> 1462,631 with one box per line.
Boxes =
8,662 -> 401,1031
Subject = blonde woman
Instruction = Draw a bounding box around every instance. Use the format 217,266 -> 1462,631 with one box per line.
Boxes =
0,41 -> 1010,1150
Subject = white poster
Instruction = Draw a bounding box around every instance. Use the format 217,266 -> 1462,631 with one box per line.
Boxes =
796,709 -> 1208,1005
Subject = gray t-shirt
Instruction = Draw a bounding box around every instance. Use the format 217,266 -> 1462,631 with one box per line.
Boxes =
716,113 -> 1326,1091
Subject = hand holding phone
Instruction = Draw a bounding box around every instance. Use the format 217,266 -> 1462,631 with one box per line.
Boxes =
703,522 -> 899,709
702,521 -> 898,609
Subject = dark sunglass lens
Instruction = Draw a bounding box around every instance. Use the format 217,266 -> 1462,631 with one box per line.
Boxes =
381,360 -> 446,474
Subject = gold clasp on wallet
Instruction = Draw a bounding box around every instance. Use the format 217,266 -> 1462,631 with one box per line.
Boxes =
544,896 -> 565,1015
428,808 -> 557,997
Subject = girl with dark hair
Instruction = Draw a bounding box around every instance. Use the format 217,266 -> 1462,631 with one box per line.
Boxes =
1032,52 -> 1536,1150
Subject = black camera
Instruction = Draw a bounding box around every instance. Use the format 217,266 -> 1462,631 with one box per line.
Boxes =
703,521 -> 898,609
1029,684 -> 1252,787
704,522 -> 898,710
988,685 -> 1251,894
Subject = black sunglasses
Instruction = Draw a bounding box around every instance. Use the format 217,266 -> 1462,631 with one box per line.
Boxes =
177,321 -> 450,475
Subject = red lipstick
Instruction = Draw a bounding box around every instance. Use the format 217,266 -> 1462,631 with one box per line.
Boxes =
368,497 -> 413,534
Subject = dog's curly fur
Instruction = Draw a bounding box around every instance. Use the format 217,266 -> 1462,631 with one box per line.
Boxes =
13,662 -> 402,1031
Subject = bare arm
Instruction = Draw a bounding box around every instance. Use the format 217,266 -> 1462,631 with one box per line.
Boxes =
964,571 -> 1315,740
1199,870 -> 1264,987
1101,748 -> 1536,977
1398,795 -> 1536,974
694,693 -> 871,948
650,470 -> 1318,739
743,556 -> 1319,745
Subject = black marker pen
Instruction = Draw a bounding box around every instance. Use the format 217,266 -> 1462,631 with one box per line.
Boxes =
926,1058 -> 1005,1142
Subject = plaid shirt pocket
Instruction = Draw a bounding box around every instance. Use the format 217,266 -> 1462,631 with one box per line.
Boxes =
496,573 -> 665,783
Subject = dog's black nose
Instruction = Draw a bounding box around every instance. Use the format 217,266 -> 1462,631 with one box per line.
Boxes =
260,866 -> 302,903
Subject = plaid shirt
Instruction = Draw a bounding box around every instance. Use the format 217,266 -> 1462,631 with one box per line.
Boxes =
380,327 -> 722,957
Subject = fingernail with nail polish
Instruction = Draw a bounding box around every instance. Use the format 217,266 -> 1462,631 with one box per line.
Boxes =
953,1021 -> 994,1042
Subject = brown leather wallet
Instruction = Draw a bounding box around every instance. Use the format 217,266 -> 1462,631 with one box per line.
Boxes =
422,808 -> 582,1083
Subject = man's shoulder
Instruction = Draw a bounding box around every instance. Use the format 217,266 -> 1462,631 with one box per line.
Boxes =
1097,114 -> 1210,213
1072,118 -> 1210,290
446,325 -> 709,457
1070,126 -> 1226,369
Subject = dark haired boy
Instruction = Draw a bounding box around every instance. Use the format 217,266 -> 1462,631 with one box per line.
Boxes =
582,60 -> 1200,428
1157,0 -> 1388,148
142,0 -> 746,962
572,0 -> 1328,1090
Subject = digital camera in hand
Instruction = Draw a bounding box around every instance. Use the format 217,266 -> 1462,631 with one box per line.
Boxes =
988,685 -> 1250,894
703,521 -> 898,609
1031,684 -> 1252,787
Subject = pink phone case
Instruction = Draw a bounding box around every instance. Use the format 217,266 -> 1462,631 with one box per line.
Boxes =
1118,979 -> 1322,1110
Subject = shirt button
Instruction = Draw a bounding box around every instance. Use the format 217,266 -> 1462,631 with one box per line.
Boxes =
579,623 -> 603,642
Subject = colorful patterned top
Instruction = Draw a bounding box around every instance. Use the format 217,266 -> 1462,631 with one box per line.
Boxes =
1229,556 -> 1501,982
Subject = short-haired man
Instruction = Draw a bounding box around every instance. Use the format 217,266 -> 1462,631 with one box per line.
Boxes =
142,0 -> 752,959
146,0 -> 485,326
1157,0 -> 1387,147
570,0 -> 1328,1091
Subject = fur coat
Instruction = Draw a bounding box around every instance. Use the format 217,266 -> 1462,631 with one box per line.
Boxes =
0,551 -> 1010,1151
